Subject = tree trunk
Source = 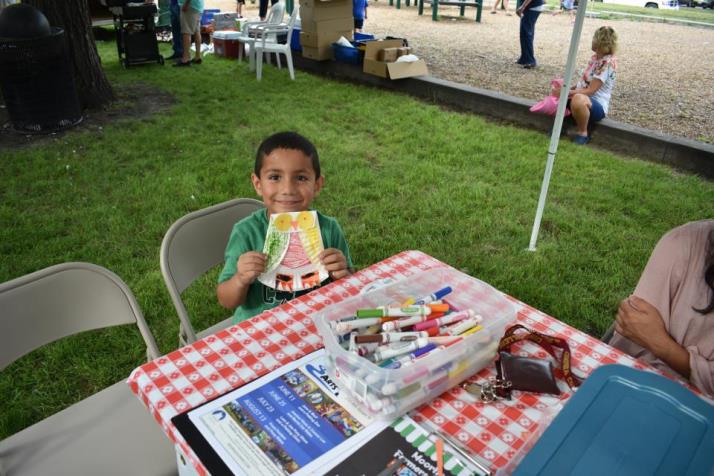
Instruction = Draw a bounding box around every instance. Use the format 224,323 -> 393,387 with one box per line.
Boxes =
23,0 -> 114,109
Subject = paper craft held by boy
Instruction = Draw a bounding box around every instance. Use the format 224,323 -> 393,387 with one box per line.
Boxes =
259,210 -> 329,292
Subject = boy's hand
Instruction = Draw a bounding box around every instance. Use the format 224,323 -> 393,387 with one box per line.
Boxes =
236,252 -> 267,286
319,248 -> 351,281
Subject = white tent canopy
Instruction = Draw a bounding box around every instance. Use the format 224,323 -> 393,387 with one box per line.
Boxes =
528,0 -> 590,251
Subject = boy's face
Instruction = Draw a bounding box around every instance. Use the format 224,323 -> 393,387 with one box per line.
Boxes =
251,148 -> 323,216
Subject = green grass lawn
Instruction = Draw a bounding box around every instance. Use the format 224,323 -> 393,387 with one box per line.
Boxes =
1,39 -> 712,439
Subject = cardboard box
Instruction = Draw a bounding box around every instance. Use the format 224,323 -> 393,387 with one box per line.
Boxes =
363,39 -> 429,79
302,45 -> 334,60
300,29 -> 352,48
397,46 -> 412,57
300,16 -> 353,35
378,47 -> 398,62
300,1 -> 352,22
299,0 -> 351,8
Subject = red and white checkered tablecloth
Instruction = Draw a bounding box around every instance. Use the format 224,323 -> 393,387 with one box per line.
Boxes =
127,250 -> 650,475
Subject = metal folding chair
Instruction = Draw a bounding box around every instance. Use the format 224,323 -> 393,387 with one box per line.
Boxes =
160,198 -> 264,345
0,262 -> 176,476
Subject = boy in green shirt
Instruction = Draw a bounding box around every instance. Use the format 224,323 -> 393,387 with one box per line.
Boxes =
217,132 -> 353,323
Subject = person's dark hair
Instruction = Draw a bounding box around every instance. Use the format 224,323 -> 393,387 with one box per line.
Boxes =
254,132 -> 320,178
695,228 -> 714,315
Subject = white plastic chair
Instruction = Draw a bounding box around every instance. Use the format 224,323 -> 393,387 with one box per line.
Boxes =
236,2 -> 286,71
0,262 -> 176,476
255,5 -> 299,81
160,198 -> 265,345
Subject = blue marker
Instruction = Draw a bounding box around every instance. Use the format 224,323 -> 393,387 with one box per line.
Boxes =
377,343 -> 437,369
415,286 -> 452,305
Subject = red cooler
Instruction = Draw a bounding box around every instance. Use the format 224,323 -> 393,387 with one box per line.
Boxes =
213,31 -> 242,59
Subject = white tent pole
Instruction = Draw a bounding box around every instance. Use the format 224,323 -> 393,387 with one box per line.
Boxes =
528,0 -> 590,251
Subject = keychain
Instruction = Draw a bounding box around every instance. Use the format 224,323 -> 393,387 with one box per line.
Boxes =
461,378 -> 512,403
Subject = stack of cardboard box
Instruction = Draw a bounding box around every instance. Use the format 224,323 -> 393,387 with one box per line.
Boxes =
300,0 -> 353,61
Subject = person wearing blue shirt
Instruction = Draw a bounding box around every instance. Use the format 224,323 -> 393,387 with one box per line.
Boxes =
174,0 -> 204,67
353,0 -> 368,33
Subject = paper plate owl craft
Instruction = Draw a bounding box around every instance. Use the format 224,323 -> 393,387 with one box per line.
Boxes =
258,211 -> 329,292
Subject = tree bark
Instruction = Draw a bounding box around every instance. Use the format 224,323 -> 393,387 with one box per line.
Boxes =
23,0 -> 114,109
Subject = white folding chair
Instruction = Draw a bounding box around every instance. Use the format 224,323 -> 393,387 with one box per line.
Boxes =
255,5 -> 300,81
160,198 -> 265,345
0,262 -> 176,476
236,2 -> 286,71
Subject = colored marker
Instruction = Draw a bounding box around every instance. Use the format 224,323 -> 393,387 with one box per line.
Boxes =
356,306 -> 432,318
354,331 -> 428,344
372,337 -> 429,361
413,309 -> 476,331
335,317 -> 397,334
441,317 -> 482,336
460,324 -> 483,336
415,286 -> 453,305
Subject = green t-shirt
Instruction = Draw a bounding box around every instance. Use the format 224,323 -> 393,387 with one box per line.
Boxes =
218,209 -> 353,323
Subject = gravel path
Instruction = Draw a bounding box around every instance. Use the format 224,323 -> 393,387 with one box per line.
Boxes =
211,0 -> 714,143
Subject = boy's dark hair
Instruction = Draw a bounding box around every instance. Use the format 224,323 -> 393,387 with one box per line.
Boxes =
254,132 -> 320,178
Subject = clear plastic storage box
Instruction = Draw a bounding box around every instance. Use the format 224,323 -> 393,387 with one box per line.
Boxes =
313,267 -> 517,420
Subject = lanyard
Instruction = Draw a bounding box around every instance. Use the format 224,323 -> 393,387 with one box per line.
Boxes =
497,324 -> 581,390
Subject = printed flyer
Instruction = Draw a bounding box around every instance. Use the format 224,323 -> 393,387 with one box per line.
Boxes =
187,350 -> 389,476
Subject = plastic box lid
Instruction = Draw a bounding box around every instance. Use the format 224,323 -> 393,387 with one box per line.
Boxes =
213,30 -> 242,40
513,364 -> 714,476
313,267 -> 517,420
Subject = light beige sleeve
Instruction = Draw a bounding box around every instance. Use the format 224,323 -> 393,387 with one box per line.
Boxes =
633,226 -> 688,327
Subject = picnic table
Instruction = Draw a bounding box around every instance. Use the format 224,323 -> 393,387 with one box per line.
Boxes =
127,250 -> 657,475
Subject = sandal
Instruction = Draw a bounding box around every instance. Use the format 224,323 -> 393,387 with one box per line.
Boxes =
573,134 -> 590,145
172,60 -> 191,67
191,58 -> 202,64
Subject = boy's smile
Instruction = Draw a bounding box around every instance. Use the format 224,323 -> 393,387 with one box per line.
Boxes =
251,148 -> 324,215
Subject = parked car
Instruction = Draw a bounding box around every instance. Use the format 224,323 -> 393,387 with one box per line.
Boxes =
602,0 -> 679,8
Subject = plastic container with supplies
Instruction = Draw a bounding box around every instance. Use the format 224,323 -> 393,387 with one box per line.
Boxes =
313,267 -> 517,420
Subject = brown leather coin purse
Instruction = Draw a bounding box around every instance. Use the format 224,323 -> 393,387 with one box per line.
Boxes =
497,351 -> 561,395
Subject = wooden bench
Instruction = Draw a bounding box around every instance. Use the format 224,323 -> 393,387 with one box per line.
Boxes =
418,0 -> 483,21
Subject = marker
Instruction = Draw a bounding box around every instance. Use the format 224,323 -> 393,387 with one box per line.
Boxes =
428,335 -> 464,345
354,331 -> 428,344
415,286 -> 453,305
460,324 -> 483,336
413,309 -> 476,331
441,317 -> 482,336
372,337 -> 429,361
357,304 -> 449,319
335,317 -> 397,334
381,314 -> 430,332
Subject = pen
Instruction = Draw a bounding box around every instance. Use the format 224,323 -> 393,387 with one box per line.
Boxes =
424,429 -> 492,476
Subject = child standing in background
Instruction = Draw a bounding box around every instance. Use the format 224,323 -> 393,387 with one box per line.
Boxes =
353,0 -> 368,33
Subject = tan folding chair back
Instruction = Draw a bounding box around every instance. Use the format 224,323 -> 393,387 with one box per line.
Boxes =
160,197 -> 264,344
0,262 -> 159,370
0,262 -> 176,475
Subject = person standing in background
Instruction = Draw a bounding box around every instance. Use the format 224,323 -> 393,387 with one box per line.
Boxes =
259,0 -> 278,21
491,0 -> 511,15
353,0 -> 367,33
174,0 -> 204,67
168,0 -> 183,60
515,0 -> 545,69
